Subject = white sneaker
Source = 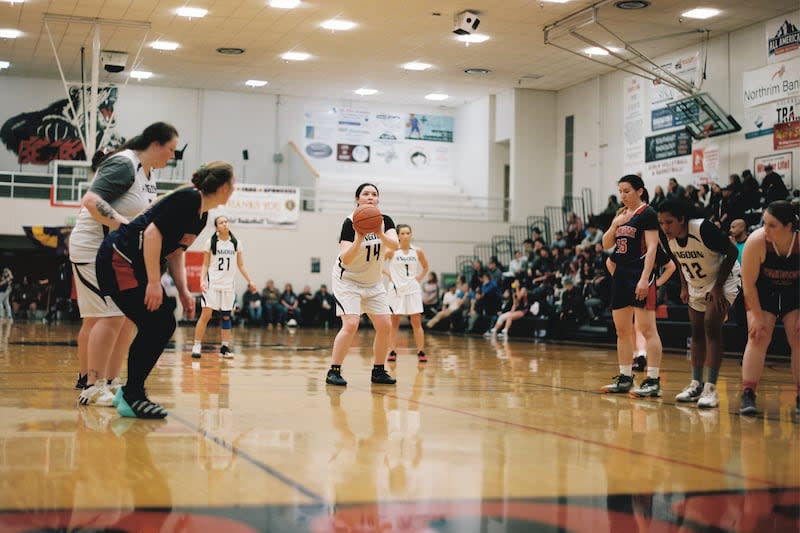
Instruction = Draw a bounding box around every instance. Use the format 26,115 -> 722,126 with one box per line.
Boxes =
483,330 -> 494,338
107,377 -> 122,395
287,318 -> 298,327
497,330 -> 507,339
675,380 -> 703,402
697,382 -> 719,408
78,380 -> 115,407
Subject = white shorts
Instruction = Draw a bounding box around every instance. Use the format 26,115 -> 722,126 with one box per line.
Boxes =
72,262 -> 123,318
688,276 -> 740,313
331,275 -> 390,316
387,287 -> 423,315
202,288 -> 235,311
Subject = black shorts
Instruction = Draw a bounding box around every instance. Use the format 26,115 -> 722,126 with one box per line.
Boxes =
610,263 -> 657,311
753,280 -> 799,319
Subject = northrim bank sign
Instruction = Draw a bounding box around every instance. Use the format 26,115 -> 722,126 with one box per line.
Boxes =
743,58 -> 800,108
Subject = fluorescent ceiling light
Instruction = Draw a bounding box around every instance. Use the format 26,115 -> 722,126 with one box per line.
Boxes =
321,19 -> 356,31
403,61 -> 432,71
583,46 -> 609,56
456,33 -> 490,44
425,93 -> 449,101
269,0 -> 300,8
151,41 -> 179,51
681,8 -> 720,19
0,29 -> 22,39
0,61 -> 10,69
4,0 -> 25,4
246,79 -> 268,87
354,88 -> 378,96
176,7 -> 208,18
282,51 -> 310,61
130,70 -> 153,79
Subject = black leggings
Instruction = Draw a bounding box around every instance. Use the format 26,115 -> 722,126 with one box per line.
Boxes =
111,286 -> 176,395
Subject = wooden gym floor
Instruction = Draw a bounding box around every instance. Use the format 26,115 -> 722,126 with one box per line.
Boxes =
0,320 -> 797,532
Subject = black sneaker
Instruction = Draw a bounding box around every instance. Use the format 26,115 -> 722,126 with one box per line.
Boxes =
740,388 -> 758,416
326,368 -> 347,386
795,395 -> 799,416
371,368 -> 397,385
387,350 -> 397,362
632,355 -> 647,372
75,373 -> 88,390
116,388 -> 168,419
601,374 -> 634,393
417,350 -> 428,363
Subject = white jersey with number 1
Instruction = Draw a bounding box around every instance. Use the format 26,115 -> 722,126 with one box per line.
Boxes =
389,246 -> 422,295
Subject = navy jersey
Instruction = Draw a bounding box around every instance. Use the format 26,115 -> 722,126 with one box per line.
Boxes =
760,231 -> 800,290
109,187 -> 208,268
611,205 -> 658,265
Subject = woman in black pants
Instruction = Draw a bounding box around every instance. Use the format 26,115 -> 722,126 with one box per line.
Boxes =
97,161 -> 236,418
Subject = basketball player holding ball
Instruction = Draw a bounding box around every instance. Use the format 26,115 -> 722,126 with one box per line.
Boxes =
384,224 -> 429,363
326,183 -> 399,386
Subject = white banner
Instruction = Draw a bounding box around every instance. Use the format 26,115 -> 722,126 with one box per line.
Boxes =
743,96 -> 800,138
743,57 -> 800,108
645,156 -> 692,183
623,76 -> 645,175
766,11 -> 800,64
212,184 -> 300,228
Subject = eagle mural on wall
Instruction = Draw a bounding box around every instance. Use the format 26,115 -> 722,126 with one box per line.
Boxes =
0,86 -> 125,165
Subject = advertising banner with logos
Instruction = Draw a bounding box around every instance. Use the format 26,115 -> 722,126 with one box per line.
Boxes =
773,119 -> 800,150
648,52 -> 701,130
743,96 -> 800,139
766,11 -> 800,64
211,184 -> 299,228
754,152 -> 793,187
743,57 -> 800,108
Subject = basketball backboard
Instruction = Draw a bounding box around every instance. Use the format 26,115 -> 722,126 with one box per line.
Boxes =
50,159 -> 89,208
666,92 -> 741,140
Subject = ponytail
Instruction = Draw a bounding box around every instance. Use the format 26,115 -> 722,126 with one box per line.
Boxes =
192,161 -> 234,194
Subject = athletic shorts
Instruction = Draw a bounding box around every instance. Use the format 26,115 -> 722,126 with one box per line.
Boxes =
331,274 -> 390,316
610,263 -> 656,311
687,276 -> 740,313
71,262 -> 123,318
387,287 -> 423,315
202,288 -> 235,312
753,280 -> 800,319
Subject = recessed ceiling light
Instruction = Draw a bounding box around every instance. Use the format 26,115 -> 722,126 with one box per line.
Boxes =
151,41 -> 179,51
176,7 -> 208,18
130,70 -> 153,79
455,33 -> 490,43
321,19 -> 356,31
540,0 -> 571,3
4,0 -> 24,4
246,79 -> 268,87
583,46 -> 610,56
0,61 -> 10,69
217,47 -> 245,55
681,8 -> 720,19
282,51 -> 310,61
0,29 -> 22,39
403,61 -> 432,71
354,88 -> 378,96
464,67 -> 490,75
614,0 -> 649,8
269,0 -> 300,8
425,93 -> 449,101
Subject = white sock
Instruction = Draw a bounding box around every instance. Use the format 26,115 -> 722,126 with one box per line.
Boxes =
193,342 -> 201,352
647,367 -> 660,379
620,365 -> 632,376
637,350 -> 647,357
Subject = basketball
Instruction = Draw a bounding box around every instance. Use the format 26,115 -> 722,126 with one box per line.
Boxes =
352,204 -> 383,234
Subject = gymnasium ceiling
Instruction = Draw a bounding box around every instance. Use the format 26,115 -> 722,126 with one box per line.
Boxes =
0,0 -> 797,106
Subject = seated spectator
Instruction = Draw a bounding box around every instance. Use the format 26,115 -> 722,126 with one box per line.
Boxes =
580,223 -> 603,248
728,173 -> 743,194
650,186 -> 666,210
242,284 -> 263,325
0,267 -> 13,320
261,279 -> 286,327
486,258 -> 504,286
297,285 -> 317,326
667,177 -> 686,200
729,218 -> 748,265
740,170 -> 762,210
426,284 -> 461,329
485,285 -> 530,339
601,195 -> 620,216
565,212 -> 584,246
280,283 -> 301,326
761,164 -> 789,204
468,272 -> 502,332
559,277 -> 586,325
468,261 -> 484,290
507,250 -> 527,277
551,230 -> 567,249
421,272 -> 441,316
314,284 -> 337,328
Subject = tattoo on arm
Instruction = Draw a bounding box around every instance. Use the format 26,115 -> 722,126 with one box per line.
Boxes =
96,199 -> 118,221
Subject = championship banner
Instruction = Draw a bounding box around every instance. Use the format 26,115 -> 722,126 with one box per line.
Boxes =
213,184 -> 300,228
